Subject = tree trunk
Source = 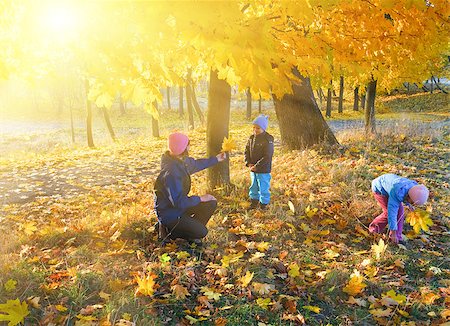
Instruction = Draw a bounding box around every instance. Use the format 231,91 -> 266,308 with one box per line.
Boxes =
70,106 -> 75,143
101,107 -> 117,142
185,73 -> 195,130
353,87 -> 359,111
326,80 -> 332,118
178,86 -> 184,116
166,87 -> 171,110
246,88 -> 252,120
430,76 -> 433,94
85,79 -> 95,148
258,94 -> 262,113
273,72 -> 338,149
119,96 -> 126,115
338,76 -> 344,113
207,70 -> 231,188
361,92 -> 366,110
364,80 -> 377,135
152,102 -> 160,137
188,80 -> 205,125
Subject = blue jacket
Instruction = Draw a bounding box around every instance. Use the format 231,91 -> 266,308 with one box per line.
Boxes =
244,131 -> 274,173
371,173 -> 417,230
154,152 -> 218,225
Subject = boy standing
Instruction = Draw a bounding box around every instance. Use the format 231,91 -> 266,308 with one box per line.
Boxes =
245,115 -> 274,210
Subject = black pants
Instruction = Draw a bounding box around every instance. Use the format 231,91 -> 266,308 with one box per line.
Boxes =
165,201 -> 217,240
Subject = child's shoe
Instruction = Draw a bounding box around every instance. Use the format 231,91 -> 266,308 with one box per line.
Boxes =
248,199 -> 259,210
260,203 -> 269,210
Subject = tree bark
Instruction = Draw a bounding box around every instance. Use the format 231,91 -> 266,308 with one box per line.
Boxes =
246,88 -> 252,120
178,86 -> 184,116
152,101 -> 160,138
364,80 -> 377,135
258,94 -> 262,113
338,76 -> 344,113
353,87 -> 359,111
101,107 -> 117,142
326,80 -> 332,118
84,79 -> 95,148
166,87 -> 171,110
207,70 -> 231,188
185,74 -> 195,130
273,72 -> 338,149
361,92 -> 366,110
188,80 -> 205,125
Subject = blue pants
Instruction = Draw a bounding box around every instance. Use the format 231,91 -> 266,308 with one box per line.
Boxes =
249,172 -> 271,204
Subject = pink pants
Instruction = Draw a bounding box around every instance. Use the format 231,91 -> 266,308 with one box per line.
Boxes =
369,192 -> 404,241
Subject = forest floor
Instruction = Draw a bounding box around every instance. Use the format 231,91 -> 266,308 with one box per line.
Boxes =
0,93 -> 449,325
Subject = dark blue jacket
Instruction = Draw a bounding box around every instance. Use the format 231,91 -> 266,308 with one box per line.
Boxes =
244,132 -> 274,173
154,152 -> 218,225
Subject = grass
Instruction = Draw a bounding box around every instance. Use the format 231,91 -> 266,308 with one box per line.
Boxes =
0,93 -> 449,325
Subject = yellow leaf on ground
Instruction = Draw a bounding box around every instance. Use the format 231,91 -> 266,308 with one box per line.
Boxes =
371,238 -> 388,260
256,242 -> 270,252
171,284 -> 190,300
239,271 -> 254,288
20,221 -> 37,236
441,308 -> 450,319
369,308 -> 393,318
421,292 -> 440,305
135,273 -> 157,297
0,299 -> 30,326
288,263 -> 300,278
4,280 -> 17,292
200,287 -> 222,301
346,296 -> 367,307
303,305 -> 321,313
343,270 -> 366,296
256,298 -> 272,310
384,290 -> 406,305
252,283 -> 274,295
288,201 -> 295,213
221,252 -> 244,268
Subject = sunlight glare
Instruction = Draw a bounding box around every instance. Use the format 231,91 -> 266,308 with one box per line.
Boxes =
38,4 -> 81,41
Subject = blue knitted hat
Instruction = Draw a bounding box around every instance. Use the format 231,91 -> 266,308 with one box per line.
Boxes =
252,115 -> 268,131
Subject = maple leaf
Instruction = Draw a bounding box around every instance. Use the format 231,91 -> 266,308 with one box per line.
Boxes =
406,209 -> 433,234
171,284 -> 190,300
421,292 -> 440,305
256,298 -> 272,309
346,296 -> 367,307
369,308 -> 393,318
256,242 -> 270,252
303,305 -> 321,314
252,283 -> 274,295
135,273 -> 157,297
200,287 -> 221,301
343,270 -> 366,296
288,263 -> 300,278
221,251 -> 244,268
0,299 -> 30,326
383,290 -> 406,305
4,279 -> 17,292
221,136 -> 237,152
238,271 -> 254,288
305,206 -> 318,218
371,238 -> 388,260
20,221 -> 37,236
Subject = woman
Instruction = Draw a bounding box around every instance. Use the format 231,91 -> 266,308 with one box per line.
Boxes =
154,132 -> 225,245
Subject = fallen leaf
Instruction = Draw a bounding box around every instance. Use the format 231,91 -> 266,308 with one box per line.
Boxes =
0,299 -> 30,326
303,305 -> 321,313
343,270 -> 366,296
171,284 -> 190,300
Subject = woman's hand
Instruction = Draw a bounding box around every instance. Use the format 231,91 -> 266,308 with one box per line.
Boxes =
200,194 -> 216,202
216,152 -> 226,162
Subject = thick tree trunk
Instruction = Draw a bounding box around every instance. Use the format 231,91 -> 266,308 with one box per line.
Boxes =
246,88 -> 252,120
258,94 -> 262,113
185,74 -> 195,130
364,80 -> 377,135
119,96 -> 126,115
84,79 -> 95,148
361,92 -> 366,110
188,80 -> 205,125
101,107 -> 117,142
151,102 -> 160,138
178,86 -> 184,116
353,87 -> 359,111
166,87 -> 171,110
326,80 -> 332,118
273,72 -> 338,149
207,70 -> 231,188
338,76 -> 344,113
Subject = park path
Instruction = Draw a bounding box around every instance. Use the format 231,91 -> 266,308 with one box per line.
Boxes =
1,117 -> 448,207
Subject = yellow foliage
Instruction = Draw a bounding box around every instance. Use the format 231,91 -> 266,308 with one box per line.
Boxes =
343,270 -> 366,296
0,299 -> 30,326
303,305 -> 321,313
406,209 -> 433,234
371,238 -> 388,260
171,284 -> 190,300
238,271 -> 254,288
221,136 -> 237,152
288,263 -> 300,278
135,273 -> 157,297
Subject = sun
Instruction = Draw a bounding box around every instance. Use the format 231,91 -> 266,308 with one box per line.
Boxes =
37,3 -> 81,42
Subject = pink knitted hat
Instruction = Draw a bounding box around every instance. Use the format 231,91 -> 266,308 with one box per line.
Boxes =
168,132 -> 189,156
408,185 -> 429,206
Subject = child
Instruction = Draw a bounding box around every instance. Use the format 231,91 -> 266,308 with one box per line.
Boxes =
154,132 -> 226,244
369,173 -> 429,243
244,115 -> 274,210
